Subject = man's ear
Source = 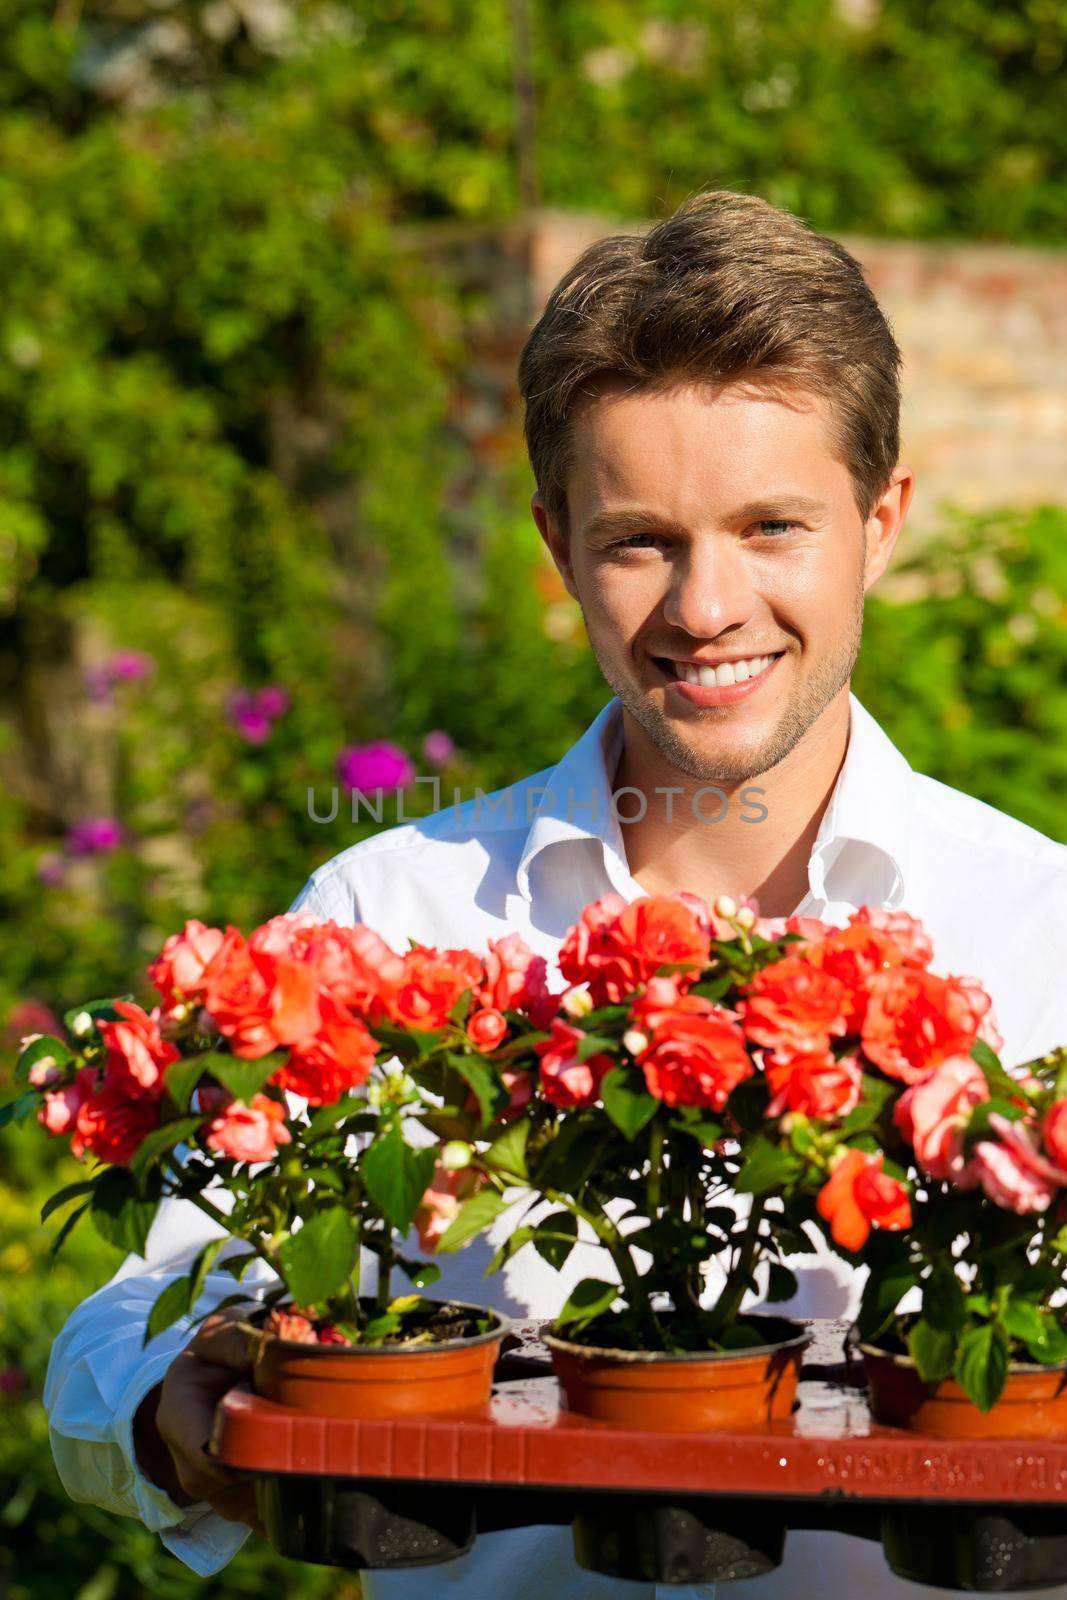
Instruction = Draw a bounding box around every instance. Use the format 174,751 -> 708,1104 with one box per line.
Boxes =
863,464 -> 915,593
531,491 -> 580,602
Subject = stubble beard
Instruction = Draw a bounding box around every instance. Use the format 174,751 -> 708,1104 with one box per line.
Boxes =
585,582 -> 867,787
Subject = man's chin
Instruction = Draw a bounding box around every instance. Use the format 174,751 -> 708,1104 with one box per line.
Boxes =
625,691 -> 783,784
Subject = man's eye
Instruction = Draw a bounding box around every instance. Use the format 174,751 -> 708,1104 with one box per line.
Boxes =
611,532 -> 661,550
755,520 -> 799,537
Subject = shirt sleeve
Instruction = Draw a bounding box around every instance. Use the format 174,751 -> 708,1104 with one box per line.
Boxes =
43,875 -> 342,1575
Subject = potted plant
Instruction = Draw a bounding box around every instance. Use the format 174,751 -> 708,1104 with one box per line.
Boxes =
6,913 -> 568,1420
434,891 -> 874,1432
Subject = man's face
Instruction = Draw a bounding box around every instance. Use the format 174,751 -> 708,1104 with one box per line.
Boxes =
534,377 -> 908,785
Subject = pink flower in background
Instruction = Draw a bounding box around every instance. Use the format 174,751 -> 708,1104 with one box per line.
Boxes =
108,650 -> 155,683
227,685 -> 291,743
255,685 -> 290,719
66,817 -> 124,856
36,853 -> 67,886
422,729 -> 455,766
5,999 -> 63,1049
83,651 -> 155,704
336,740 -> 415,794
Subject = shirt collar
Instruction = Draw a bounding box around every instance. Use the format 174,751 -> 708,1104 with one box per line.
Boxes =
516,692 -> 916,912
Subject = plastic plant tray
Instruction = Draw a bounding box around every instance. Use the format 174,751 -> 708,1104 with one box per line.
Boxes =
209,1320 -> 1067,1590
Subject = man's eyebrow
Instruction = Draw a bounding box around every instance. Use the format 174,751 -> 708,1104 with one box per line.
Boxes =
580,496 -> 830,539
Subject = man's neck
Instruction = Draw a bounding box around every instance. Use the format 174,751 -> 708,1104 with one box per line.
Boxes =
613,688 -> 851,919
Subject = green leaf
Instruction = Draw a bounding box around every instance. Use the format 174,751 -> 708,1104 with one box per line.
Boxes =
555,1278 -> 618,1332
63,997 -> 136,1037
40,1180 -> 96,1223
839,1073 -> 896,1135
766,1263 -> 799,1304
90,1168 -> 159,1256
600,1066 -> 659,1141
219,1250 -> 259,1281
734,1140 -> 801,1196
0,1092 -> 39,1130
144,1276 -> 194,1346
908,1318 -> 956,1384
532,1210 -> 579,1271
189,1238 -> 227,1306
203,1052 -> 285,1104
856,1254 -> 919,1342
576,1032 -> 615,1063
533,1118 -> 607,1196
399,1259 -> 442,1289
484,1117 -> 530,1180
16,1034 -> 75,1083
435,1188 -> 509,1253
361,1125 -> 437,1234
954,1322 -> 1009,1412
484,1224 -> 535,1276
164,1056 -> 210,1112
129,1115 -> 207,1179
277,1208 -> 357,1308
924,1263 -> 968,1333
305,1100 -> 375,1142
49,1200 -> 90,1259
446,1054 -> 509,1128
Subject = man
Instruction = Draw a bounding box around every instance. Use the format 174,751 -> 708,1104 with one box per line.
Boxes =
45,189 -> 1067,1600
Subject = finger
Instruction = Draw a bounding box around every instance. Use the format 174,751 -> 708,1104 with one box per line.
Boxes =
185,1311 -> 256,1373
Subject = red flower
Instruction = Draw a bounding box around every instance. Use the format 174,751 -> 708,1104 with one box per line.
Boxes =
72,1078 -> 161,1166
477,934 -> 552,1025
861,969 -> 989,1085
201,926 -> 322,1059
801,924 -> 906,1031
98,1001 -> 179,1099
413,1164 -> 485,1253
1044,1100 -> 1067,1171
467,1007 -> 509,1052
292,920 -> 406,1024
740,958 -> 850,1055
848,906 -> 934,968
893,1055 -> 988,1185
204,1093 -> 291,1164
535,1019 -> 614,1109
636,1001 -> 753,1110
148,919 -> 227,1007
816,1148 -> 912,1252
764,1046 -> 862,1121
274,996 -> 378,1106
559,893 -> 711,1005
37,1066 -> 98,1142
386,946 -> 483,1031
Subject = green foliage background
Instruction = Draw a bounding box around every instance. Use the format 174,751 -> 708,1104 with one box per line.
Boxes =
1,1 -> 1066,1595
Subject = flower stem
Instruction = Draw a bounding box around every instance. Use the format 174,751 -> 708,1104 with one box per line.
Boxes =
708,1195 -> 766,1338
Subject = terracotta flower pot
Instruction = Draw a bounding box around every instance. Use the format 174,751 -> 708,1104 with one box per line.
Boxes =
543,1314 -> 809,1431
859,1340 -> 1067,1439
242,1300 -> 510,1421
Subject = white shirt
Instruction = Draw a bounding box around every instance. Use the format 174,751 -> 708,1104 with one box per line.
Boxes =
44,693 -> 1067,1600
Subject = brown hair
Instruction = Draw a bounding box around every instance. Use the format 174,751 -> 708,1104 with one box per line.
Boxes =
518,188 -> 902,531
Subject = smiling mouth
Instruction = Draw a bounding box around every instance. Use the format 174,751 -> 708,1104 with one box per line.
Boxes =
653,652 -> 783,689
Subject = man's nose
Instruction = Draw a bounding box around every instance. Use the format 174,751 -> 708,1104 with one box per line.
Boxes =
661,538 -> 757,639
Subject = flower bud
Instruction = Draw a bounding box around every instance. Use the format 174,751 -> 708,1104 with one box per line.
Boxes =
622,1028 -> 650,1057
735,906 -> 756,931
441,1140 -> 473,1171
70,1011 -> 94,1039
713,894 -> 737,920
561,985 -> 593,1018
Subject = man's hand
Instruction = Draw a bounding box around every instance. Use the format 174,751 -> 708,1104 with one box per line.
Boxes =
134,1302 -> 264,1534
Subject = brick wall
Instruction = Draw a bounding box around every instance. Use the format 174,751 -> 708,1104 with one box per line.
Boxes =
414,209 -> 1067,544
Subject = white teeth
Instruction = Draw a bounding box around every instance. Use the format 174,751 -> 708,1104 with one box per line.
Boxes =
676,654 -> 775,688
